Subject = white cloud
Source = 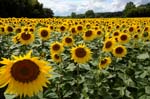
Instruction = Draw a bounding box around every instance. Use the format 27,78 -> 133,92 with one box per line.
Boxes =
38,0 -> 150,16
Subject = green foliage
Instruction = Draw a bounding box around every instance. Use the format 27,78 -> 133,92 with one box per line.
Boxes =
0,0 -> 54,18
85,10 -> 95,18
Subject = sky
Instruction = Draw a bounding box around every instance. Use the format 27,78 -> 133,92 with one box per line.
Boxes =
38,0 -> 150,16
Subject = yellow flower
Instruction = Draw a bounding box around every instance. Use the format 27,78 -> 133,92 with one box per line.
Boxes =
112,45 -> 127,58
38,27 -> 51,41
71,44 -> 92,64
62,36 -> 74,47
118,33 -> 130,44
99,57 -> 111,69
83,29 -> 96,41
102,39 -> 116,52
0,51 -> 52,97
51,53 -> 62,63
19,32 -> 35,45
50,42 -> 64,54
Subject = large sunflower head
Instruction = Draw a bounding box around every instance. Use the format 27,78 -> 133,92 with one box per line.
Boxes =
71,44 -> 92,64
62,36 -> 74,47
102,38 -> 116,52
99,57 -> 111,69
83,29 -> 96,41
38,27 -> 51,41
112,45 -> 127,58
50,42 -> 64,54
0,51 -> 52,97
19,32 -> 35,45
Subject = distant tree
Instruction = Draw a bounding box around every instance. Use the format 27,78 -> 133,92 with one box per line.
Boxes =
123,1 -> 136,16
85,10 -> 95,18
71,12 -> 76,18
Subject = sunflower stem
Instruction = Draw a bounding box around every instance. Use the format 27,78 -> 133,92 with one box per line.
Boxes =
76,63 -> 80,98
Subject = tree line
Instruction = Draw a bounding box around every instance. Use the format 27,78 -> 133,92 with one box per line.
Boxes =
0,0 -> 54,18
70,2 -> 150,18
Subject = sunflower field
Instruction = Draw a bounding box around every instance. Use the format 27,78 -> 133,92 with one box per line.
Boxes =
0,18 -> 150,99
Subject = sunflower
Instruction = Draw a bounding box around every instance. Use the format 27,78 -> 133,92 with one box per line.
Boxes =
83,29 -> 96,41
0,51 -> 52,97
140,31 -> 150,41
118,33 -> 130,44
19,32 -> 35,45
50,42 -> 64,54
15,27 -> 22,33
38,27 -> 50,41
51,53 -> 62,63
102,39 -> 116,52
112,45 -> 127,58
5,25 -> 14,34
70,26 -> 78,35
12,34 -> 20,44
59,25 -> 66,33
99,57 -> 111,69
62,36 -> 74,47
71,44 -> 92,64
96,30 -> 103,38
76,25 -> 83,33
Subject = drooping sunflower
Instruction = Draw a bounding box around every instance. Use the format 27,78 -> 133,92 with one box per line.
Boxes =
71,44 -> 92,64
99,57 -> 111,69
102,38 -> 116,52
112,45 -> 127,58
118,33 -> 130,44
0,51 -> 52,97
12,34 -> 20,44
83,29 -> 96,41
51,53 -> 62,63
19,32 -> 35,45
38,27 -> 51,41
50,42 -> 64,54
62,36 -> 74,47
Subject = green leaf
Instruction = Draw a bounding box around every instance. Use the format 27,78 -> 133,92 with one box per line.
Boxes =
145,86 -> 150,94
66,63 -> 76,71
137,52 -> 149,59
79,64 -> 91,70
4,94 -> 16,99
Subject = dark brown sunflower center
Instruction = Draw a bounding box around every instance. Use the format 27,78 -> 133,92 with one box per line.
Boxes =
134,35 -> 138,38
7,26 -> 13,32
21,32 -> 31,40
30,28 -> 34,32
52,44 -> 60,51
115,47 -> 123,54
129,27 -> 133,32
75,48 -> 86,58
105,41 -> 112,48
114,32 -> 119,36
60,26 -> 65,31
97,31 -> 101,35
1,27 -> 4,32
71,28 -> 76,33
65,37 -> 72,43
11,59 -> 40,83
54,54 -> 60,59
77,26 -> 82,31
101,59 -> 107,65
144,27 -> 148,31
85,30 -> 92,37
120,35 -> 127,41
41,30 -> 48,37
